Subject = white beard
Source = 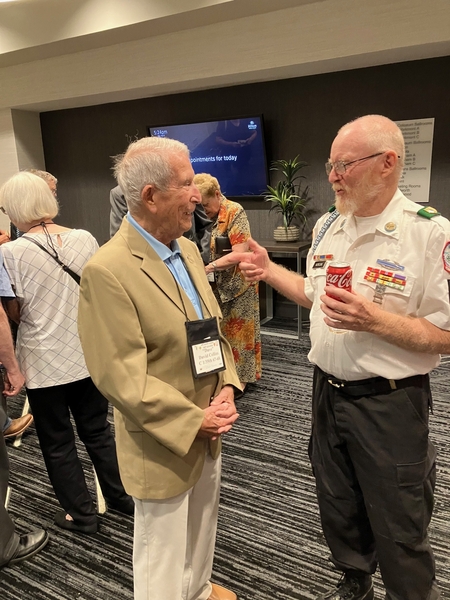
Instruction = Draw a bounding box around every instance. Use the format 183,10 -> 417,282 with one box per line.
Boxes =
335,194 -> 358,216
333,170 -> 385,216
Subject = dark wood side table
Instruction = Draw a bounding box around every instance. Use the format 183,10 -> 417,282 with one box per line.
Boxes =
256,239 -> 311,339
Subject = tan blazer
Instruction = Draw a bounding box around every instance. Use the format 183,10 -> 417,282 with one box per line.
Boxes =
78,219 -> 240,500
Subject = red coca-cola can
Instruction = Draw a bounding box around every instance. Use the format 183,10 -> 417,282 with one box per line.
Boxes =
326,262 -> 352,300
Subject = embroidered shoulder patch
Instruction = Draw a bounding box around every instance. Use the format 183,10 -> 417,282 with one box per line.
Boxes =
417,206 -> 441,219
442,242 -> 450,273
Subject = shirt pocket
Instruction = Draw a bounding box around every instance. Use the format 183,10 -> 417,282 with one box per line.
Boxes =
357,272 -> 416,316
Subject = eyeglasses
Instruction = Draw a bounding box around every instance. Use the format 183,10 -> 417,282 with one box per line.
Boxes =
0,207 -> 6,215
325,152 -> 386,176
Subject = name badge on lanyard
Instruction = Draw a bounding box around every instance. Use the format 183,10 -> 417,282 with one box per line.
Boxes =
185,317 -> 225,378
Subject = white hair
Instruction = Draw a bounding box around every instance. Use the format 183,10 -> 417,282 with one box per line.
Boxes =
26,169 -> 58,186
113,137 -> 190,213
0,171 -> 59,225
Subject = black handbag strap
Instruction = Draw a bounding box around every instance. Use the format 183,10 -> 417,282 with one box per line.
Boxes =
22,236 -> 81,285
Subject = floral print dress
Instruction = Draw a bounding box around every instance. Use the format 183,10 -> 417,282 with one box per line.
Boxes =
211,198 -> 261,383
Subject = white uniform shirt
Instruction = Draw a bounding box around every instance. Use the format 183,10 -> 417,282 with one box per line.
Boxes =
304,190 -> 450,381
2,230 -> 98,388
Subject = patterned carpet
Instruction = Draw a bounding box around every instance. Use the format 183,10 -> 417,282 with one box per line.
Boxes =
2,334 -> 450,599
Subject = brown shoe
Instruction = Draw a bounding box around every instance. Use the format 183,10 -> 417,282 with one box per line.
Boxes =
209,583 -> 237,600
4,414 -> 34,439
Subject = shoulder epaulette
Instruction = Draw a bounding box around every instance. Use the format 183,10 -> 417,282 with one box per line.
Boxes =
417,206 -> 441,219
328,205 -> 336,213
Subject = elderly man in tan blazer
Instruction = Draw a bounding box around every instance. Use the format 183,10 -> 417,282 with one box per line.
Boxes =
78,136 -> 241,600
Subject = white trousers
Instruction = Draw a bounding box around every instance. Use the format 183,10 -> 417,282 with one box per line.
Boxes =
133,454 -> 221,600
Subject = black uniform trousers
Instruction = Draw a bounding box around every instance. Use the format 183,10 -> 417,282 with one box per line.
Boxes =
26,377 -> 128,525
309,366 -> 439,600
0,405 -> 19,566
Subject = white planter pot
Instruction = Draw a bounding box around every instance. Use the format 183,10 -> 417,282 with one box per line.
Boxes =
273,225 -> 300,242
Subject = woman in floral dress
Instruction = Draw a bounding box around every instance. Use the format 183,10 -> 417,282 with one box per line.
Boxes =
193,173 -> 261,390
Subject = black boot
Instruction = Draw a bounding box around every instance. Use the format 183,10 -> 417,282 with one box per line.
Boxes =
317,572 -> 374,600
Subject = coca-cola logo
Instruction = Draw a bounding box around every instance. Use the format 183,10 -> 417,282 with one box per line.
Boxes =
326,271 -> 352,288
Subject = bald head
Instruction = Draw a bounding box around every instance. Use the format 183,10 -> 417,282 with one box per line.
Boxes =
328,115 -> 405,217
336,115 -> 405,179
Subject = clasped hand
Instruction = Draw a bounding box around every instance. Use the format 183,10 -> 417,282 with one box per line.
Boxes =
198,386 -> 239,440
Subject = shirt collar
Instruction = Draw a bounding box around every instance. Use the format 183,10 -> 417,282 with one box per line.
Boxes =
127,213 -> 181,261
335,189 -> 403,240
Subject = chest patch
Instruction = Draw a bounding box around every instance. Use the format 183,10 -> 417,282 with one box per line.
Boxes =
443,242 -> 450,273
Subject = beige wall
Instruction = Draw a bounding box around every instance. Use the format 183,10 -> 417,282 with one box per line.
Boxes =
11,110 -> 45,171
0,109 -> 44,229
1,0 -> 449,114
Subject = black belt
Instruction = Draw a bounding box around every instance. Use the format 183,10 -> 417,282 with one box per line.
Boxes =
322,369 -> 428,397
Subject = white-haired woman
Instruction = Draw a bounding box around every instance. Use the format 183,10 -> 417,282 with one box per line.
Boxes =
0,171 -> 132,533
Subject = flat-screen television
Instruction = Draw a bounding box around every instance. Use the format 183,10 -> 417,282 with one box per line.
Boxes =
148,116 -> 268,198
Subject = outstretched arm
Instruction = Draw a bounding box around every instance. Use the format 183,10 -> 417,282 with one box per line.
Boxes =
205,242 -> 248,275
231,238 -> 313,309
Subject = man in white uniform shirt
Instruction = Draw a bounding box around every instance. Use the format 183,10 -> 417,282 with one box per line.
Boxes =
234,115 -> 450,600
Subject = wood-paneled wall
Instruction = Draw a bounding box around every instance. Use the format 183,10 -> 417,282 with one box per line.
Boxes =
40,56 -> 450,245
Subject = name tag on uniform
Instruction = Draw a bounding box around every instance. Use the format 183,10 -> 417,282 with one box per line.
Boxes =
313,260 -> 326,269
185,317 -> 225,378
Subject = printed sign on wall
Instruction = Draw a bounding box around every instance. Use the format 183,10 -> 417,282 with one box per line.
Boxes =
396,118 -> 434,204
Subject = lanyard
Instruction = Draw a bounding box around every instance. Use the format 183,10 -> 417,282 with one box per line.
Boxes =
168,265 -> 224,378
311,209 -> 340,254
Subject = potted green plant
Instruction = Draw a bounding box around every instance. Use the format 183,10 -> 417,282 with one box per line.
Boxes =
263,155 -> 312,242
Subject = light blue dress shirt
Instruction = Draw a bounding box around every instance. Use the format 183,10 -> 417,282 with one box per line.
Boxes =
0,252 -> 15,431
0,251 -> 14,298
127,214 -> 203,319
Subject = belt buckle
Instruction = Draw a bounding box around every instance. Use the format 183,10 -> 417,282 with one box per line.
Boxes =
328,378 -> 344,389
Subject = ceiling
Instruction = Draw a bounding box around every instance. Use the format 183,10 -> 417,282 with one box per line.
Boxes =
0,0 -> 317,67
0,0 -> 449,113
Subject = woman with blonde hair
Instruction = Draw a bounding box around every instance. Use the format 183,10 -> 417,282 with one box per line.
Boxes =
0,171 -> 132,533
193,172 -> 261,390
